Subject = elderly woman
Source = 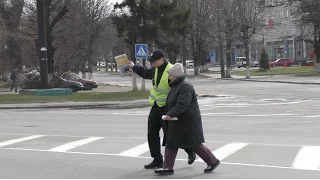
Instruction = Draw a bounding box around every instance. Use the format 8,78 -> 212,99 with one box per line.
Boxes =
155,63 -> 220,176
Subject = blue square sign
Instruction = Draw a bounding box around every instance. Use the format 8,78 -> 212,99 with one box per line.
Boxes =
135,44 -> 148,59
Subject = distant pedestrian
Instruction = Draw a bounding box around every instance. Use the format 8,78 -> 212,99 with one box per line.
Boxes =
155,63 -> 220,175
10,68 -> 18,93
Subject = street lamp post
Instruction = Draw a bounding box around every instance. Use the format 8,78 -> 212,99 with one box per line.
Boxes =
36,0 -> 49,89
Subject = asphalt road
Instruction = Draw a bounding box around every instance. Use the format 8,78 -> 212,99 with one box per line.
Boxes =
1,79 -> 320,178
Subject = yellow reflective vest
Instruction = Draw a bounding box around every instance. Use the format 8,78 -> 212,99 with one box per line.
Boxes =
148,63 -> 173,107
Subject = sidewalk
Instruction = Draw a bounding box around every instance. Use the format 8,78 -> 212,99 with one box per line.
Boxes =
201,73 -> 320,85
0,85 -> 151,110
0,99 -> 150,110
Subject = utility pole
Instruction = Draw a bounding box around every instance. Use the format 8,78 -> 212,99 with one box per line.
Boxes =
36,0 -> 49,89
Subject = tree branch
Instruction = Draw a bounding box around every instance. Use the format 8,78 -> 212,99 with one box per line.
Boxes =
48,4 -> 68,33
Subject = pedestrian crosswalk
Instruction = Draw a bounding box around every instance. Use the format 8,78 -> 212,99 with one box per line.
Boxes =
292,146 -> 320,170
48,137 -> 103,152
0,133 -> 319,171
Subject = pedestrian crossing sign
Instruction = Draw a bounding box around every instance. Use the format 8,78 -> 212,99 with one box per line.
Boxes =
135,44 -> 148,59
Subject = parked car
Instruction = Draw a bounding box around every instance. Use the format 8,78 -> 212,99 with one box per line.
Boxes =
301,61 -> 315,66
269,58 -> 295,67
23,67 -> 39,74
53,75 -> 84,92
62,73 -> 98,90
96,62 -> 106,67
186,60 -> 194,68
235,57 -> 259,68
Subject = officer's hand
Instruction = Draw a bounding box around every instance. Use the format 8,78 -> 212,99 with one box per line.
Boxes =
128,61 -> 134,68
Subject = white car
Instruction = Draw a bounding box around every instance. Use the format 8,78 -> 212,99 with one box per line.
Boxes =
97,62 -> 106,67
186,60 -> 194,68
235,57 -> 259,68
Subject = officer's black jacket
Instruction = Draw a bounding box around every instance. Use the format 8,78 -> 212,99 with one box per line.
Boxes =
132,61 -> 170,86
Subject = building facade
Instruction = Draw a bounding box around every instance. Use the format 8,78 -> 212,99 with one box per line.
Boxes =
236,0 -> 314,63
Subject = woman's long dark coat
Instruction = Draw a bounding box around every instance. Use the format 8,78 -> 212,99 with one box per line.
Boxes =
163,75 -> 205,148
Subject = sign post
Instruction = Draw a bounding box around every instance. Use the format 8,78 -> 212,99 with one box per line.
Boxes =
135,44 -> 148,91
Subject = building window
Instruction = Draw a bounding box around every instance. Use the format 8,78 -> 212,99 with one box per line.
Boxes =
285,9 -> 289,17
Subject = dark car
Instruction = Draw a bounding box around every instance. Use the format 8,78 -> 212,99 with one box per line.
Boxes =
301,61 -> 315,66
53,76 -> 84,92
62,73 -> 98,90
269,58 -> 295,67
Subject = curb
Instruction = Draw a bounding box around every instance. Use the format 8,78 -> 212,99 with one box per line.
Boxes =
0,101 -> 150,110
0,94 -> 223,110
225,78 -> 320,85
200,74 -> 320,85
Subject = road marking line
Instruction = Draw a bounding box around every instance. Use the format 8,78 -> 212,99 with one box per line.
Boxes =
305,115 -> 320,118
1,147 -> 320,172
201,112 -> 235,115
117,142 -> 150,157
48,137 -> 103,152
292,146 -> 320,170
0,135 -> 44,147
236,114 -> 297,117
196,142 -> 249,162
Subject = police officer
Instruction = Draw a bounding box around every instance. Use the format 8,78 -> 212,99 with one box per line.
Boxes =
128,49 -> 196,169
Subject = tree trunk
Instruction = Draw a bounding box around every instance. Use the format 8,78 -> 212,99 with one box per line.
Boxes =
226,43 -> 232,78
219,45 -> 225,78
244,40 -> 251,79
45,1 -> 68,77
190,33 -> 200,76
7,35 -> 22,71
182,36 -> 187,74
216,0 -> 225,78
80,58 -> 86,79
315,38 -> 320,72
87,34 -> 94,80
193,42 -> 200,76
200,49 -> 208,73
168,52 -> 177,64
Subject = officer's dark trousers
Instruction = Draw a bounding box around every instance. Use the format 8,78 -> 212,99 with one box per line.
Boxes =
148,104 -> 193,164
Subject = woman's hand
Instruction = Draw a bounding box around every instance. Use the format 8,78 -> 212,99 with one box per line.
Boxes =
162,115 -> 172,121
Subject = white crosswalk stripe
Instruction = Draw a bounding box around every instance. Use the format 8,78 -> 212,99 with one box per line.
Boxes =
117,142 -> 149,157
0,134 -> 319,171
196,142 -> 249,162
48,137 -> 103,152
292,146 -> 320,170
0,135 -> 44,147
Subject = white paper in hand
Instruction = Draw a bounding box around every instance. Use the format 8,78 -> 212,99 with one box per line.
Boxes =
162,115 -> 178,120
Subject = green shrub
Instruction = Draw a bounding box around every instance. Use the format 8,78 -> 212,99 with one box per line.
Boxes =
260,48 -> 270,70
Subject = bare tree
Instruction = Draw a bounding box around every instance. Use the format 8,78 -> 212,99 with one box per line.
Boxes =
188,0 -> 215,75
45,0 -> 69,77
290,0 -> 320,72
52,0 -> 111,80
215,0 -> 225,78
17,0 -> 70,85
235,0 -> 264,79
0,16 -> 9,80
221,0 -> 239,78
0,0 -> 24,71
76,0 -> 109,80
